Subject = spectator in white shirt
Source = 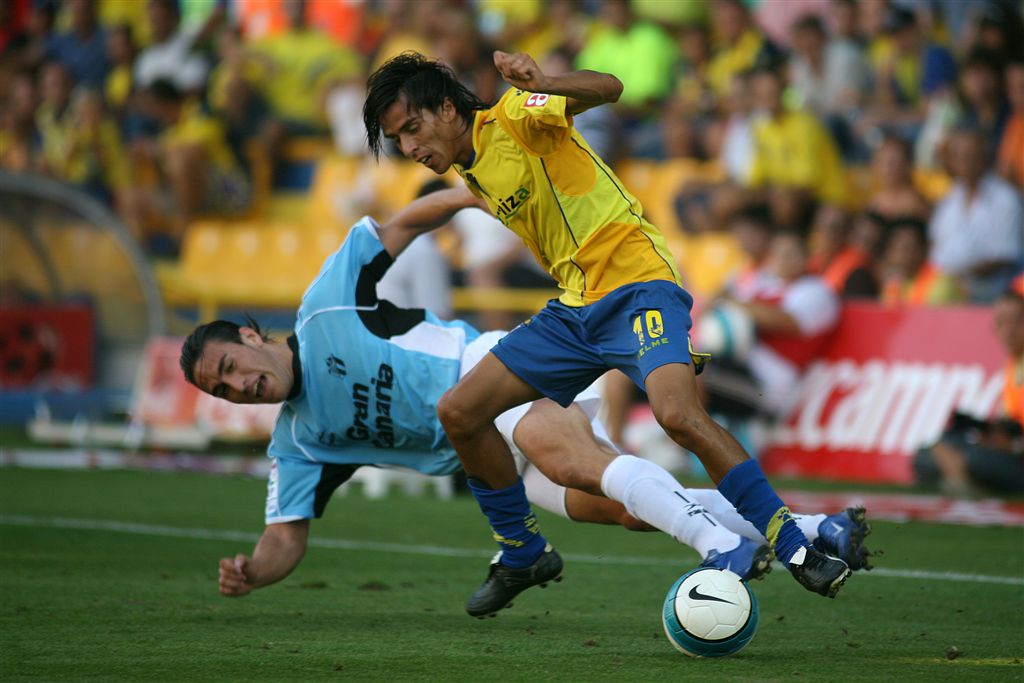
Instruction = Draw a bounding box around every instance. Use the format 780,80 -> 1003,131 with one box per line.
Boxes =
702,230 -> 841,419
789,13 -> 870,117
133,0 -> 210,94
929,127 -> 1024,303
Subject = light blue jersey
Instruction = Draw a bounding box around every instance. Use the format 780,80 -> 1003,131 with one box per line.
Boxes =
265,217 -> 479,523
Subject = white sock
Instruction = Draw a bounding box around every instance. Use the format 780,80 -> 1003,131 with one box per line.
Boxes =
687,489 -> 826,543
600,454 -> 740,558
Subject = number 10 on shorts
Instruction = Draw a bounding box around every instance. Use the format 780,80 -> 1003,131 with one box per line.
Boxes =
633,310 -> 665,348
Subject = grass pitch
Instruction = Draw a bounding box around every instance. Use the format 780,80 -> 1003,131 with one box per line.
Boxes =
1,467 -> 1022,682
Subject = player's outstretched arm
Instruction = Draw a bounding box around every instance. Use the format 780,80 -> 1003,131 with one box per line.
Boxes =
493,51 -> 622,115
218,520 -> 309,597
380,186 -> 487,259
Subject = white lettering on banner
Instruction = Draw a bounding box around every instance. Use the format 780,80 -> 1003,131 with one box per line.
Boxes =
772,361 -> 1004,455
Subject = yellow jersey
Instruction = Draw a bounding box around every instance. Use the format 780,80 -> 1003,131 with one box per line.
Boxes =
748,109 -> 850,208
454,89 -> 681,307
160,100 -> 239,175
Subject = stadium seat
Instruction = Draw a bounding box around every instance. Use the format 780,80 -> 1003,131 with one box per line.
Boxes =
614,159 -> 664,224
179,220 -> 228,289
305,155 -> 364,229
368,159 -> 441,217
256,222 -> 307,299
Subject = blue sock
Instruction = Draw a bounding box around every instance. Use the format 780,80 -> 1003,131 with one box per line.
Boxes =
466,476 -> 547,568
717,460 -> 808,564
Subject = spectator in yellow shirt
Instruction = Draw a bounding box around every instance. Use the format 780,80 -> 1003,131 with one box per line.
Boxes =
36,61 -> 126,202
103,23 -> 135,117
706,0 -> 776,98
745,63 -> 849,226
247,0 -> 360,134
0,70 -> 39,174
122,79 -> 250,250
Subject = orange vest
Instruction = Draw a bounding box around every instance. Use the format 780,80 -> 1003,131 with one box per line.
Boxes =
882,263 -> 941,306
813,246 -> 867,293
1004,357 -> 1024,428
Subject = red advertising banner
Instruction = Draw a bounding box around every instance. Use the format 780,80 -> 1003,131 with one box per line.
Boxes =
762,303 -> 1005,484
0,305 -> 94,389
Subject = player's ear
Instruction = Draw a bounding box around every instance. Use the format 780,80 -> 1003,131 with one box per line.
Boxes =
440,97 -> 456,121
238,327 -> 264,348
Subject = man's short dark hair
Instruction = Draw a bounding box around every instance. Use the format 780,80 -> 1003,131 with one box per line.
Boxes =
888,218 -> 929,245
732,203 -> 773,232
362,51 -> 488,160
179,314 -> 268,387
792,14 -> 826,37
149,77 -> 184,105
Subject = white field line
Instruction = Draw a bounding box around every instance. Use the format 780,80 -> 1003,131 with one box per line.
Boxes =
1,514 -> 1022,587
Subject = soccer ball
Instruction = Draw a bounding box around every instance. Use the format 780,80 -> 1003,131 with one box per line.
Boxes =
662,567 -> 759,658
693,302 -> 755,362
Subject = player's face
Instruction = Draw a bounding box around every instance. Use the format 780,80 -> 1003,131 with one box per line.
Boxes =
380,95 -> 467,173
193,329 -> 291,404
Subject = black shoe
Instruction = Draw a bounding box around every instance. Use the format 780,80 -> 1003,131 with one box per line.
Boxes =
465,544 -> 563,618
813,506 -> 874,571
789,546 -> 851,598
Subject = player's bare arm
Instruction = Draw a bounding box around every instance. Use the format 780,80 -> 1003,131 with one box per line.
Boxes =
492,51 -> 622,115
379,186 -> 487,259
218,520 -> 309,597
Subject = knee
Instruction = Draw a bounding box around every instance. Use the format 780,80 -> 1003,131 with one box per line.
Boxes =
652,402 -> 712,450
437,387 -> 483,439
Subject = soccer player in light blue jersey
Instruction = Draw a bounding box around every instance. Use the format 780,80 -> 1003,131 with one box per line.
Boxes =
181,187 -> 871,607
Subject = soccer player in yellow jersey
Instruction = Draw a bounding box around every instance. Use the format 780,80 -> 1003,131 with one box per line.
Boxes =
363,52 -> 853,617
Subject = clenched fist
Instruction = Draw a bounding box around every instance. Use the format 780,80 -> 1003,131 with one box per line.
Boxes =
493,51 -> 551,93
218,554 -> 254,597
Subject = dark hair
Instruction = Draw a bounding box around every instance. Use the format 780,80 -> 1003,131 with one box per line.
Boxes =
179,314 -> 268,386
150,0 -> 181,17
961,47 -> 1003,75
732,203 -> 773,231
884,5 -> 916,33
111,22 -> 133,40
888,218 -> 928,243
363,52 -> 488,159
792,14 -> 826,37
149,77 -> 184,104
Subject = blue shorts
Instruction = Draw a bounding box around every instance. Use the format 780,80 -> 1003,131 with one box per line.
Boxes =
492,280 -> 709,407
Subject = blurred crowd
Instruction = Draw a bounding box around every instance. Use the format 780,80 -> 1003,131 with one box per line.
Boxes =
0,0 -> 1021,305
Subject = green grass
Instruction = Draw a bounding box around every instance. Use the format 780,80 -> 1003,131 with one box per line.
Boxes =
1,468 -> 1022,682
